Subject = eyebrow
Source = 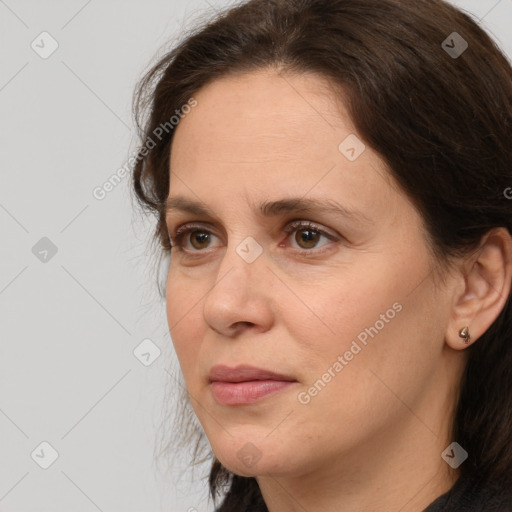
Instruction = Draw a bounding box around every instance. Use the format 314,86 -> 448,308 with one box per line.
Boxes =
164,195 -> 372,224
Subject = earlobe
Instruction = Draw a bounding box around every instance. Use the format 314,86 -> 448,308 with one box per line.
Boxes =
445,227 -> 512,351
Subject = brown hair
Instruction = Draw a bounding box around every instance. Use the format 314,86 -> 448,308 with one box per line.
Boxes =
131,0 -> 512,509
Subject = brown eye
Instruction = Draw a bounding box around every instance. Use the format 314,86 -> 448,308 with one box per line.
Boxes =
189,230 -> 211,250
283,220 -> 337,252
170,225 -> 219,253
295,228 -> 321,249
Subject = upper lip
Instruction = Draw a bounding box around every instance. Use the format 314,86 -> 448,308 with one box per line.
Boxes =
208,364 -> 296,383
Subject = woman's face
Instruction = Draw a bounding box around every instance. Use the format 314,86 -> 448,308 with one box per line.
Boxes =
165,69 -> 458,480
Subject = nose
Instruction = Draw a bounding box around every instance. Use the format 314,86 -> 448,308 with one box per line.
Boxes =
202,241 -> 275,338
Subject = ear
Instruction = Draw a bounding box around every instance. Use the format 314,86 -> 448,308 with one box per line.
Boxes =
446,227 -> 512,351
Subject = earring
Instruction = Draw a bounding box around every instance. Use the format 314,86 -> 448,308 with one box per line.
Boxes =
459,326 -> 471,344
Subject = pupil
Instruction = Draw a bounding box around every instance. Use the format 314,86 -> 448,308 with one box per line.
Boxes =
192,231 -> 209,248
297,229 -> 319,248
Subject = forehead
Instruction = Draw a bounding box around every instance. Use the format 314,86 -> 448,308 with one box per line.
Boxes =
170,69 -> 352,166
167,69 -> 406,226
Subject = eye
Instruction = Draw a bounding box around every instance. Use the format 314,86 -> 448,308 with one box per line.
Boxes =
170,223 -> 220,253
282,220 -> 338,252
169,220 -> 338,256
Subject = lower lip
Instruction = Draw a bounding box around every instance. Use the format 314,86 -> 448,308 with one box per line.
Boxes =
210,380 -> 296,405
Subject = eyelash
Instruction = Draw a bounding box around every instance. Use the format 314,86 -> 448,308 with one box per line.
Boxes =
168,220 -> 339,256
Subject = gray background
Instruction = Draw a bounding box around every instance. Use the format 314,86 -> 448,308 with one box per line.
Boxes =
1,1 -> 511,511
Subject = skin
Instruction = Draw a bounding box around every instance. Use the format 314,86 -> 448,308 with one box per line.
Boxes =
164,68 -> 512,511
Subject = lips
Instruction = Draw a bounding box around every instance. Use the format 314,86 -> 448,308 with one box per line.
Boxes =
208,364 -> 296,383
208,365 -> 297,406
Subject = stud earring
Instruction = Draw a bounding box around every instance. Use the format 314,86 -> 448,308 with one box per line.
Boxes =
459,326 -> 471,344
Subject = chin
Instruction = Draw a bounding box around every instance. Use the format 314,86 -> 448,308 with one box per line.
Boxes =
217,453 -> 283,478
211,435 -> 301,478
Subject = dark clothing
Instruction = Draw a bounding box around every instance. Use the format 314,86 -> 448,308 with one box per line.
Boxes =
424,474 -> 512,511
218,474 -> 512,511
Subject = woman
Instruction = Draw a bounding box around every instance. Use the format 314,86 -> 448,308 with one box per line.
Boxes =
132,0 -> 512,509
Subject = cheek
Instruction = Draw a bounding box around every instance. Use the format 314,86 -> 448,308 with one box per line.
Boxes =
285,261 -> 405,356
283,255 -> 436,402
291,263 -> 442,419
166,270 -> 207,378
